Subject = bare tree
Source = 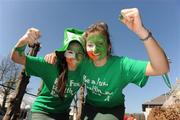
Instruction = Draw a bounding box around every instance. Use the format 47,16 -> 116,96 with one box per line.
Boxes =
3,43 -> 40,120
0,56 -> 20,112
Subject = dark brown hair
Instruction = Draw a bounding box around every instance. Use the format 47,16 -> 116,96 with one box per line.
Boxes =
56,51 -> 67,100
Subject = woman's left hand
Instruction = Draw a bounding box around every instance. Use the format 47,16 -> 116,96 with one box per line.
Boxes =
119,8 -> 148,38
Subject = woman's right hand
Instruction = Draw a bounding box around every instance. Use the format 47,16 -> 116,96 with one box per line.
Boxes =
11,28 -> 41,65
21,28 -> 41,46
44,52 -> 57,64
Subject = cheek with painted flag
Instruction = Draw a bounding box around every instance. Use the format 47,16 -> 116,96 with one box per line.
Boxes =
86,43 -> 98,60
86,42 -> 95,52
64,50 -> 77,68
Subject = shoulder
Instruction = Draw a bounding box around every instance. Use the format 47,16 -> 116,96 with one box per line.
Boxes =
26,55 -> 44,62
26,55 -> 58,69
109,55 -> 127,63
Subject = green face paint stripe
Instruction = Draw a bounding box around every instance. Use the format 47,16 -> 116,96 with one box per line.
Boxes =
67,43 -> 84,57
66,42 -> 85,65
87,34 -> 106,43
14,45 -> 26,56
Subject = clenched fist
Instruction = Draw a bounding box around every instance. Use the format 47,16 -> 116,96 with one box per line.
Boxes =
22,28 -> 41,46
119,8 -> 146,35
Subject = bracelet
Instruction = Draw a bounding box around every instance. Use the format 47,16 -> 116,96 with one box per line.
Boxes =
14,45 -> 26,56
140,31 -> 152,41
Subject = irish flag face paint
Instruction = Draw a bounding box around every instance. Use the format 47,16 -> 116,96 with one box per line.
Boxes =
86,33 -> 108,61
65,42 -> 84,68
86,42 -> 98,61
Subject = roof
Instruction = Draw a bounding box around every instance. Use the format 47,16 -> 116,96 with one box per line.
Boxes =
142,93 -> 171,111
143,93 -> 171,105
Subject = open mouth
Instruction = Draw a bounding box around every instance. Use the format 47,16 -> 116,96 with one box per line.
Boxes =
87,51 -> 100,60
88,51 -> 100,56
93,53 -> 100,56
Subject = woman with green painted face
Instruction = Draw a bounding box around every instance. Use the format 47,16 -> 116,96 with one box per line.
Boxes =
11,28 -> 85,120
80,8 -> 169,120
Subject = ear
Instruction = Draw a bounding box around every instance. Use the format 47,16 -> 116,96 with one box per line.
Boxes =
108,45 -> 112,54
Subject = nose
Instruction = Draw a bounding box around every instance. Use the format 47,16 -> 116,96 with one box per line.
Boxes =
94,47 -> 99,54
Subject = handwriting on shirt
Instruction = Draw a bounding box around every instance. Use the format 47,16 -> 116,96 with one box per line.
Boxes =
83,75 -> 113,102
51,79 -> 80,98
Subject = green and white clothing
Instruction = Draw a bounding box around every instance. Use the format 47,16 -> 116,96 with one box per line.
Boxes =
25,55 -> 83,114
82,56 -> 149,108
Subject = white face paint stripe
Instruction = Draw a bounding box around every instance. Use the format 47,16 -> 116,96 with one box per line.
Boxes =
64,50 -> 76,58
86,43 -> 96,52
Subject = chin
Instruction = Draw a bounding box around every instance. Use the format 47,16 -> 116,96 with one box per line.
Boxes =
91,57 -> 99,61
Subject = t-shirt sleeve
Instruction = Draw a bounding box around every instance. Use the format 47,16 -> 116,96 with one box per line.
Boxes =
25,55 -> 56,78
122,57 -> 149,87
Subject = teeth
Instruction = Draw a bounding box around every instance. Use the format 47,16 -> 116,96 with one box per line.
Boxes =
87,46 -> 95,52
64,50 -> 75,58
93,53 -> 100,56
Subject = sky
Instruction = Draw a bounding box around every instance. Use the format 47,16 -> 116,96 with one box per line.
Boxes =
0,0 -> 180,113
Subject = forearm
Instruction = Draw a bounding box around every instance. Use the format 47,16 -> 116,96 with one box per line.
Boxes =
119,8 -> 169,75
138,28 -> 169,75
11,28 -> 40,65
11,37 -> 29,65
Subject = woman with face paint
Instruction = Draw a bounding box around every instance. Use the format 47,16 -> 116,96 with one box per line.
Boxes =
80,8 -> 169,120
11,28 -> 85,120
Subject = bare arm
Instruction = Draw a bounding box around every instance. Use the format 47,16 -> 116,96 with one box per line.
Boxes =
120,8 -> 169,76
11,28 -> 40,65
44,52 -> 57,64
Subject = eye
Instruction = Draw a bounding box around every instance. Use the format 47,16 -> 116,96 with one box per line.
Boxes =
87,44 -> 94,48
76,52 -> 84,60
98,42 -> 104,45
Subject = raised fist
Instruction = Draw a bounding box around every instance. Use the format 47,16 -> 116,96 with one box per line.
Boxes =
22,28 -> 41,46
119,8 -> 144,34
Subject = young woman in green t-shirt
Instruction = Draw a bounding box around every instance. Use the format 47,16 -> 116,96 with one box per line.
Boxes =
80,8 -> 169,120
11,28 -> 85,120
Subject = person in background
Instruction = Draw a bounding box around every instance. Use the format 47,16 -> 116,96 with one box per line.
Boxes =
124,115 -> 128,120
127,114 -> 135,120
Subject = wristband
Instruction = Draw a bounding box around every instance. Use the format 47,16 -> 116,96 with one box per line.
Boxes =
140,31 -> 152,41
14,45 -> 26,56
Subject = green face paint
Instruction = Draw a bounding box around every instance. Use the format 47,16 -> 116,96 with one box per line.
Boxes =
66,42 -> 84,65
14,45 -> 27,56
86,33 -> 108,61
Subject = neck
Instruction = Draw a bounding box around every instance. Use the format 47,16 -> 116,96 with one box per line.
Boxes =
93,56 -> 108,67
67,63 -> 77,71
68,65 -> 76,71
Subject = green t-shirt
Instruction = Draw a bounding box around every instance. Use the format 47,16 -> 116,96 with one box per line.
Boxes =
25,55 -> 82,113
82,56 -> 148,108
